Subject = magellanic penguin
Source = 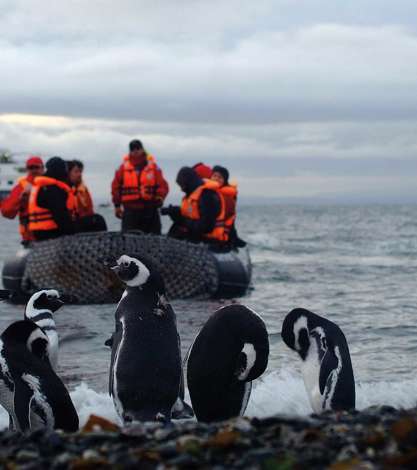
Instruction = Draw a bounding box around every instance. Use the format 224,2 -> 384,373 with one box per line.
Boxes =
282,308 -> 355,413
108,254 -> 182,423
24,289 -> 64,371
187,304 -> 269,423
0,320 -> 79,433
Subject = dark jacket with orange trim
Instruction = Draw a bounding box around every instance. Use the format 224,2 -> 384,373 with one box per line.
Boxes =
31,158 -> 75,240
167,167 -> 221,241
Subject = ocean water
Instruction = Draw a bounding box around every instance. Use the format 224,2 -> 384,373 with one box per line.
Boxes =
1,204 -> 417,428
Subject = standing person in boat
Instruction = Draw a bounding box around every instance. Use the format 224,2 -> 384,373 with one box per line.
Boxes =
211,165 -> 246,248
1,156 -> 44,244
111,140 -> 169,234
27,157 -> 76,241
67,159 -> 107,233
162,166 -> 229,247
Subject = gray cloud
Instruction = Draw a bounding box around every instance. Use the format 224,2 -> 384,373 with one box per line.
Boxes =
1,1 -> 417,202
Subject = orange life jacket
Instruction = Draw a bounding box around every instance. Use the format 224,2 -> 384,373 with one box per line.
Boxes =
28,177 -> 76,232
218,183 -> 238,236
120,154 -> 160,203
16,176 -> 34,241
180,180 -> 228,242
74,182 -> 94,218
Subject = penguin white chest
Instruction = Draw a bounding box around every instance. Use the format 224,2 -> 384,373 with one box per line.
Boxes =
300,343 -> 324,413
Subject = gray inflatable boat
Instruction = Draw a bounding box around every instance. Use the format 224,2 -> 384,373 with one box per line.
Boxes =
2,231 -> 251,304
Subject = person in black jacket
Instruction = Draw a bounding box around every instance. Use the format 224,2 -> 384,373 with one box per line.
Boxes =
162,167 -> 222,243
31,157 -> 76,241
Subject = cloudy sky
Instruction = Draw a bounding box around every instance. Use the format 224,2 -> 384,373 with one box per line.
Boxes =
1,0 -> 417,203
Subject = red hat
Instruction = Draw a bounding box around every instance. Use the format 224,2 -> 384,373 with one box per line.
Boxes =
26,156 -> 44,168
193,162 -> 212,179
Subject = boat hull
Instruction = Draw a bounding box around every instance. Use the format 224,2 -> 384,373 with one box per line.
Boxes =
2,232 -> 251,304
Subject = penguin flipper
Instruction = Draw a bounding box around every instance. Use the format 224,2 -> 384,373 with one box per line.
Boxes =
13,380 -> 34,433
319,348 -> 339,395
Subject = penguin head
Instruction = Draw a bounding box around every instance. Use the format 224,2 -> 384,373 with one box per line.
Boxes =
111,255 -> 152,288
282,308 -> 312,360
2,320 -> 49,360
26,289 -> 64,315
111,254 -> 167,292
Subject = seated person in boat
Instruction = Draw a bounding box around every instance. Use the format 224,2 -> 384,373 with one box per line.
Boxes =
1,156 -> 44,244
67,159 -> 107,233
27,157 -> 76,241
211,165 -> 246,248
111,139 -> 169,234
162,166 -> 229,246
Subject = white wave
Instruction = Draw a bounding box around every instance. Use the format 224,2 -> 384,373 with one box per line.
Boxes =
0,371 -> 416,431
70,382 -> 121,427
248,369 -> 417,417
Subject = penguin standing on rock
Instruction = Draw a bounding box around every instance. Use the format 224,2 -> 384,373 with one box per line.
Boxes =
24,289 -> 63,371
187,304 -> 269,423
108,254 -> 182,423
0,320 -> 78,433
282,308 -> 355,413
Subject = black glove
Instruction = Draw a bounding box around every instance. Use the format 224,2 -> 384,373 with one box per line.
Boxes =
161,205 -> 182,222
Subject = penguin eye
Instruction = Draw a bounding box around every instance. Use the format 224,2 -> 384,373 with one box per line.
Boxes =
122,261 -> 130,268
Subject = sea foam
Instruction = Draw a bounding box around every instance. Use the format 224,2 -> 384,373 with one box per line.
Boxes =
0,370 -> 416,430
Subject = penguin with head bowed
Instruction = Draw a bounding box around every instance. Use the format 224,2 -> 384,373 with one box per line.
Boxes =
24,289 -> 64,371
282,308 -> 355,413
0,320 -> 78,433
187,304 -> 269,423
108,254 -> 183,423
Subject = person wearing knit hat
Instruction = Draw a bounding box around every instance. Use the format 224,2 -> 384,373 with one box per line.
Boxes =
1,155 -> 44,243
211,165 -> 246,249
27,156 -> 76,241
211,165 -> 229,186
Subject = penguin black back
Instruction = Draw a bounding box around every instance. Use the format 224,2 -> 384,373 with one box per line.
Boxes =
187,304 -> 269,422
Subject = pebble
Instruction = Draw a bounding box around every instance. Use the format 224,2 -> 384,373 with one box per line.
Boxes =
0,407 -> 416,468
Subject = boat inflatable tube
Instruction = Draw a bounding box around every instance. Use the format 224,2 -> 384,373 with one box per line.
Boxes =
1,232 -> 251,304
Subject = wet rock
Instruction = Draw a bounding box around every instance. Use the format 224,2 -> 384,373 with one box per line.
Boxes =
82,414 -> 120,433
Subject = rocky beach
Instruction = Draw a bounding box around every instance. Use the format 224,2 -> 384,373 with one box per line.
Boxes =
0,407 -> 416,469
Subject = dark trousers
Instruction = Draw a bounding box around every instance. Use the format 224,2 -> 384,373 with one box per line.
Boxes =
122,207 -> 161,234
76,214 -> 107,233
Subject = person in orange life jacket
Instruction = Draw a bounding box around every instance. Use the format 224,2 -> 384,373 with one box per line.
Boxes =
28,157 -> 76,241
162,167 -> 224,244
192,162 -> 212,180
111,139 -> 169,234
211,165 -> 246,248
1,156 -> 44,244
67,160 -> 107,233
